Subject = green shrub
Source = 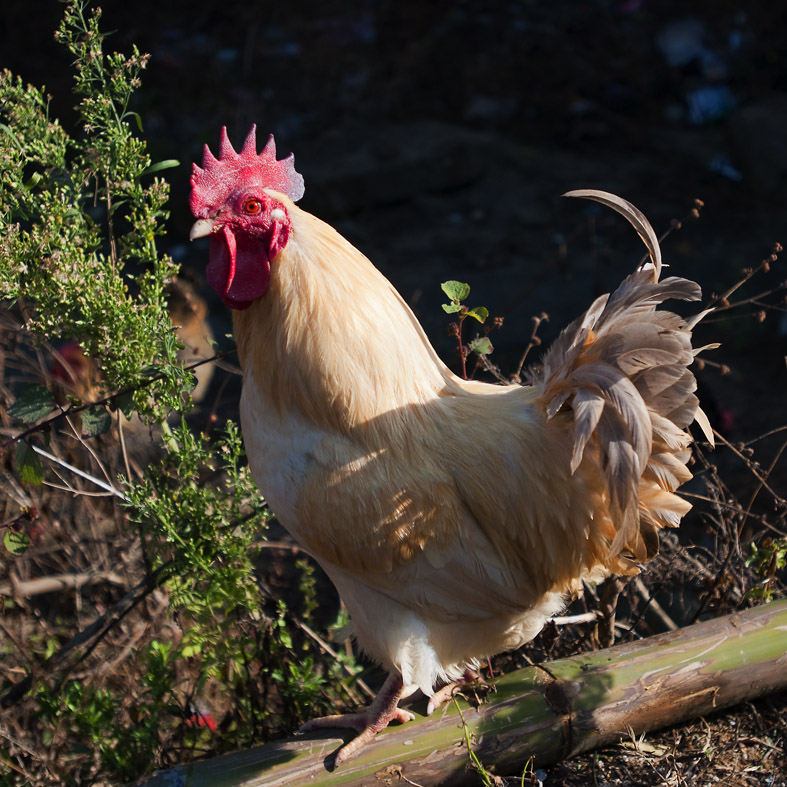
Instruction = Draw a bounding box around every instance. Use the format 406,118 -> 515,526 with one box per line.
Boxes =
0,3 -> 359,783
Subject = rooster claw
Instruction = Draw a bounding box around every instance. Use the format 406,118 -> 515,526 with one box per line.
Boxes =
299,673 -> 413,765
301,707 -> 414,765
426,669 -> 486,715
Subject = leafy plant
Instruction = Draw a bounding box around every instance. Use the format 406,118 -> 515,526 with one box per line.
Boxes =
1,3 -> 182,418
441,280 -> 496,379
0,3 -> 361,784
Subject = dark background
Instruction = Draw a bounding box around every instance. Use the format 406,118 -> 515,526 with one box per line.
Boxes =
3,0 -> 786,468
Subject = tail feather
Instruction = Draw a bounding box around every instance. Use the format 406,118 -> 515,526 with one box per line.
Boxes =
645,450 -> 693,490
569,364 -> 652,473
646,371 -> 698,419
533,190 -> 713,569
564,189 -> 664,278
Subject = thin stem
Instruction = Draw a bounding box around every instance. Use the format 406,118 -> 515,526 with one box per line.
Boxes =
294,619 -> 375,701
704,242 -> 783,311
30,444 -> 128,501
513,312 -> 548,383
712,429 -> 784,508
451,314 -> 468,380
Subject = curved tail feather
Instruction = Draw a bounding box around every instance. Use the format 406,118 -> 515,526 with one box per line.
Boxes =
532,190 -> 715,570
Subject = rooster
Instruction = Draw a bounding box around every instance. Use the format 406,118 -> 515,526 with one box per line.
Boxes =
189,127 -> 713,764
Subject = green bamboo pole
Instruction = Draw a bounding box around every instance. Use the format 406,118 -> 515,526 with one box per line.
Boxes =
139,599 -> 787,787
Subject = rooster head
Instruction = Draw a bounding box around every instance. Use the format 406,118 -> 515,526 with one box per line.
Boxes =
189,126 -> 304,309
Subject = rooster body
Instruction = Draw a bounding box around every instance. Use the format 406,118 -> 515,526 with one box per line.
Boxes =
235,201 -> 603,691
190,128 -> 712,762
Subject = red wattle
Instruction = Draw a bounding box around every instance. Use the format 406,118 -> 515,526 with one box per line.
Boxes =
206,226 -> 271,310
222,224 -> 237,295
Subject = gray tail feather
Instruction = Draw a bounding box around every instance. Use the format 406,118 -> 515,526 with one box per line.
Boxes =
532,190 -> 714,567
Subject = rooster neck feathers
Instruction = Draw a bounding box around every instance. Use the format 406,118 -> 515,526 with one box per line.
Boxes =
233,201 -> 458,433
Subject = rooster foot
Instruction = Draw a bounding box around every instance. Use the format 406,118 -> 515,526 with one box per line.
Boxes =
426,668 -> 486,715
300,673 -> 413,766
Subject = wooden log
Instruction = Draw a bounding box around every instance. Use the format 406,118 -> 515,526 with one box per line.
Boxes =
139,599 -> 787,786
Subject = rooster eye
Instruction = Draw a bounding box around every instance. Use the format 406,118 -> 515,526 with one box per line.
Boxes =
243,198 -> 262,215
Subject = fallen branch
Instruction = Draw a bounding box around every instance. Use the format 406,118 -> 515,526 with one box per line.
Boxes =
138,598 -> 787,787
0,570 -> 126,598
548,611 -> 598,626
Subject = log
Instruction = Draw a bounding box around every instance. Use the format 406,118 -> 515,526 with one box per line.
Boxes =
140,599 -> 787,787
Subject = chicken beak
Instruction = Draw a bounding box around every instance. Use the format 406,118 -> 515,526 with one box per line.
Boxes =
189,218 -> 216,241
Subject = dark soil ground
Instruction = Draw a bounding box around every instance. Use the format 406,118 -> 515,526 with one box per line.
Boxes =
2,1 -> 787,784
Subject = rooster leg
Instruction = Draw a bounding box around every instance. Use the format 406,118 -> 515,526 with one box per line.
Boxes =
426,668 -> 483,715
300,672 -> 414,765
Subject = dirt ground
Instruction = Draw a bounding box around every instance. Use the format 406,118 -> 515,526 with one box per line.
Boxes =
546,690 -> 787,787
2,1 -> 786,784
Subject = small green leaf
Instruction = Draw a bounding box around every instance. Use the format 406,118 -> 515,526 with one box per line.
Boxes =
0,123 -> 23,150
142,159 -> 180,176
744,585 -> 771,602
125,110 -> 144,132
8,384 -> 54,424
24,172 -> 43,190
4,530 -> 31,556
468,337 -> 494,355
441,281 -> 471,302
442,303 -> 463,314
466,306 -> 489,323
108,197 -> 128,215
81,406 -> 112,437
16,441 -> 44,485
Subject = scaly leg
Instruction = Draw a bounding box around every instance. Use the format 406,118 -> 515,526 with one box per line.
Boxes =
300,672 -> 414,765
426,668 -> 482,715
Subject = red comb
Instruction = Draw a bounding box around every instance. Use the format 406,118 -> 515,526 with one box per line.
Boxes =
190,126 -> 304,215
